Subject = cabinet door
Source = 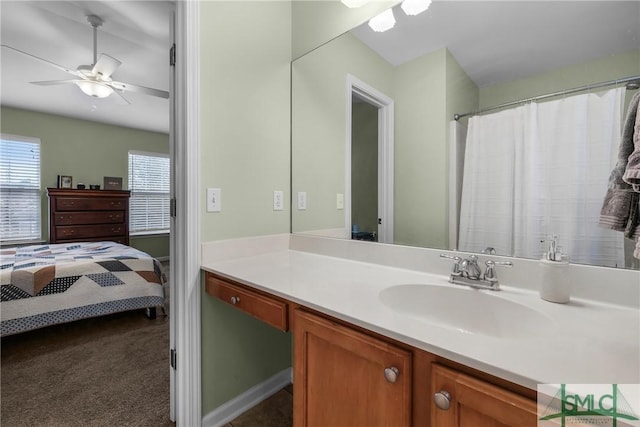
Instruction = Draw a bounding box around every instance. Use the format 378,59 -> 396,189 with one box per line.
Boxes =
431,364 -> 537,427
293,309 -> 412,427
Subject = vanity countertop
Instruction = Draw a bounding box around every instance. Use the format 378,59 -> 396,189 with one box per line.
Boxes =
201,234 -> 640,390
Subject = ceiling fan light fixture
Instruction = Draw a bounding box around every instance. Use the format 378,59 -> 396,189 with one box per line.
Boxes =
368,9 -> 396,32
75,80 -> 114,98
401,0 -> 432,16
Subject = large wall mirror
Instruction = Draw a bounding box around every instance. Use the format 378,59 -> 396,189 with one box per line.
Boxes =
291,1 -> 640,270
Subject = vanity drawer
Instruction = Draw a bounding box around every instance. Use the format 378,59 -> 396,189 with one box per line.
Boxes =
205,273 -> 288,331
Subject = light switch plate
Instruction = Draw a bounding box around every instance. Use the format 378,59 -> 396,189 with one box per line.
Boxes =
297,192 -> 307,210
336,193 -> 344,210
207,188 -> 221,212
273,190 -> 284,211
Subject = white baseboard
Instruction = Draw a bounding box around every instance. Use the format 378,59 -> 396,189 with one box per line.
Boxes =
201,367 -> 293,427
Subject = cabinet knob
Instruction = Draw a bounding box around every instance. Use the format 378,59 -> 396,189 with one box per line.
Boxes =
434,390 -> 451,410
230,296 -> 240,305
383,367 -> 399,383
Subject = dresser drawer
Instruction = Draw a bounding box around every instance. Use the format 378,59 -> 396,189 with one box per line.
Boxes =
205,273 -> 288,331
56,197 -> 128,211
54,211 -> 124,225
55,224 -> 127,240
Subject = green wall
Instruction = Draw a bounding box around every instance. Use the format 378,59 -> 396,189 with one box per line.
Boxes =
479,49 -> 640,108
199,1 -> 293,414
0,107 -> 170,258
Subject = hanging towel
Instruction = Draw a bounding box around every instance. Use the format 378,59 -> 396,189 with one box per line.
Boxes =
599,90 -> 640,238
623,90 -> 640,189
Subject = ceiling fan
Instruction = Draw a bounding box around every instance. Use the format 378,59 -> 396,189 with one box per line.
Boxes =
1,14 -> 168,103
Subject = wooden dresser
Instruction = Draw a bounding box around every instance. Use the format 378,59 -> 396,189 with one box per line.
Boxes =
47,188 -> 130,245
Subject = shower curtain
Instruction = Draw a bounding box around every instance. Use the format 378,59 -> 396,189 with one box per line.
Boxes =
458,87 -> 625,267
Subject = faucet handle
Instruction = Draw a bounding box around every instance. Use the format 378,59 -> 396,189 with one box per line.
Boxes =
440,254 -> 462,276
484,260 -> 513,282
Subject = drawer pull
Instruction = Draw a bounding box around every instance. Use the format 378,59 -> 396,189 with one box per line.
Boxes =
230,296 -> 241,305
384,366 -> 399,383
433,390 -> 451,410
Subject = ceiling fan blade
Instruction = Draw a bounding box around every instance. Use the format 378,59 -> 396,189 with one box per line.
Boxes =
30,79 -> 77,86
110,80 -> 169,99
1,45 -> 85,79
92,54 -> 121,79
113,90 -> 131,105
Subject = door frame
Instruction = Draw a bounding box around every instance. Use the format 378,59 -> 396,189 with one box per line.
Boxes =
172,1 -> 201,425
345,74 -> 394,243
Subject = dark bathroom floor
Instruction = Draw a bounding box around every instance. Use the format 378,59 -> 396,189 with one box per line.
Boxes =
224,385 -> 293,427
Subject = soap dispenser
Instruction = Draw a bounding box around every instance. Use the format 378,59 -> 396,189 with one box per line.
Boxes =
539,235 -> 571,303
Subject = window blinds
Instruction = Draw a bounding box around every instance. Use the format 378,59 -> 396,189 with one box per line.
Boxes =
0,136 -> 41,243
128,151 -> 170,234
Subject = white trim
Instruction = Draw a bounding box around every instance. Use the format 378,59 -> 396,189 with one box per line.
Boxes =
128,149 -> 170,159
1,133 -> 42,145
201,367 -> 293,427
345,74 -> 394,244
173,1 -> 201,426
156,255 -> 170,263
129,230 -> 170,237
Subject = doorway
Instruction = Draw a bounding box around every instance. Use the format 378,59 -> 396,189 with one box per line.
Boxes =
345,75 -> 394,243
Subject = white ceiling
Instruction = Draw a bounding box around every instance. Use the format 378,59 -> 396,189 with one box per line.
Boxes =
1,1 -> 173,134
351,1 -> 640,88
2,1 -> 638,135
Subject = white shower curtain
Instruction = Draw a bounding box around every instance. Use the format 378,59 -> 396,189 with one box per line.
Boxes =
458,87 -> 625,267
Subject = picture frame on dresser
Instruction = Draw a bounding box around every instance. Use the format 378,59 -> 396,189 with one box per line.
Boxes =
103,176 -> 123,190
57,175 -> 72,188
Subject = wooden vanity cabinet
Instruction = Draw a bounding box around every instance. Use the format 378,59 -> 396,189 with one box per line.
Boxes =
293,309 -> 412,427
430,364 -> 537,427
204,273 -> 538,427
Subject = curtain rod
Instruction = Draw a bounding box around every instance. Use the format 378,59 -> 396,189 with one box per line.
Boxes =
454,75 -> 640,121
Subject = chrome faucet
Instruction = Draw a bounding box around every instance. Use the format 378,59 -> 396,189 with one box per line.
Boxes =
440,253 -> 512,290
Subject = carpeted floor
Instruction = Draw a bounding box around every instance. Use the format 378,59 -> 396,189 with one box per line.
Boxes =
1,310 -> 173,427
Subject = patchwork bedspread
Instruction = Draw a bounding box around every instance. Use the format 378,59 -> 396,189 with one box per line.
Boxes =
1,242 -> 165,336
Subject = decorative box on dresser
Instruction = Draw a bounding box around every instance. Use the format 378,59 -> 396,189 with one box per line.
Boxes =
47,188 -> 130,245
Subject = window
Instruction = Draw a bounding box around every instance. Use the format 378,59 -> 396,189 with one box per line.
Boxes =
0,134 -> 41,243
128,151 -> 170,234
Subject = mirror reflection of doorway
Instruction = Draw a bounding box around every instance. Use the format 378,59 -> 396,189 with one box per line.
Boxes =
351,95 -> 379,241
346,74 -> 394,243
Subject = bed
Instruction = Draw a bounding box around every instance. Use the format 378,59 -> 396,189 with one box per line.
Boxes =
0,241 -> 166,336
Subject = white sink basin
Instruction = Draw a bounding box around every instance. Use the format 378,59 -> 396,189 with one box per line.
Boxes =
379,284 -> 554,339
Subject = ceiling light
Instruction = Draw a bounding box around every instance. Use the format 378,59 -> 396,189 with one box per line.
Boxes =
75,80 -> 114,98
368,9 -> 396,32
341,0 -> 370,7
401,0 -> 432,15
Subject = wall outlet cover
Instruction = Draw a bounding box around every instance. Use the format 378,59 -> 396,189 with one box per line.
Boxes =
297,192 -> 307,210
336,193 -> 344,210
273,190 -> 284,211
